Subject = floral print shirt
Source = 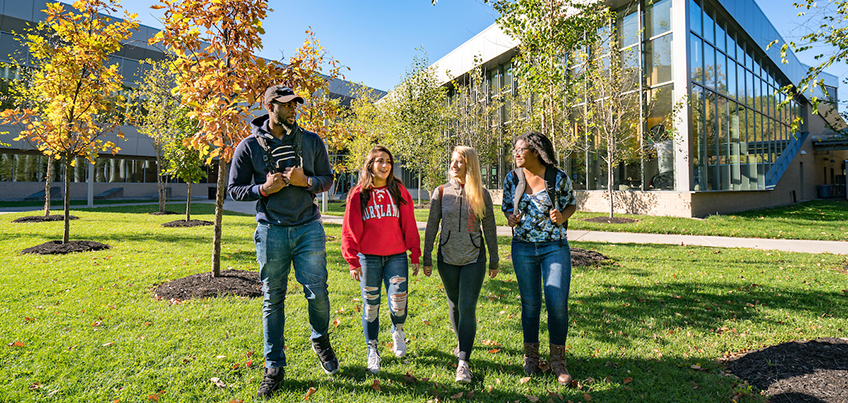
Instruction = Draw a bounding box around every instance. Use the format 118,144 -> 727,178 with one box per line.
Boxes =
502,169 -> 575,243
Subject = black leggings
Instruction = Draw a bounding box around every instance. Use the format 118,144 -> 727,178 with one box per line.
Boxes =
437,246 -> 486,362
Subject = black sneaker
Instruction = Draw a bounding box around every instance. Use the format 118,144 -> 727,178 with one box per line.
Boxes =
311,334 -> 340,375
256,367 -> 284,399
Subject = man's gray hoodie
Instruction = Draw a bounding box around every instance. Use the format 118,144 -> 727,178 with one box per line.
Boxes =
227,115 -> 333,226
423,178 -> 498,269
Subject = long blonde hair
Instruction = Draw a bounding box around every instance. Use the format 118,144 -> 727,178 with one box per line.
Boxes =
453,146 -> 486,219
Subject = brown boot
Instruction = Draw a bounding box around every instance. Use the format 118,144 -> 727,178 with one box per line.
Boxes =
550,344 -> 572,385
523,342 -> 541,375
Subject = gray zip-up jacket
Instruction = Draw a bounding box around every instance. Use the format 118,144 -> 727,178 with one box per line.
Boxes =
422,178 -> 498,269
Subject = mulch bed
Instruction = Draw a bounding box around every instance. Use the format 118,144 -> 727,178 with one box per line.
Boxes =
582,216 -> 639,224
12,215 -> 78,223
162,220 -> 213,228
20,240 -> 111,255
154,269 -> 261,301
571,247 -> 607,266
149,211 -> 179,216
723,337 -> 848,403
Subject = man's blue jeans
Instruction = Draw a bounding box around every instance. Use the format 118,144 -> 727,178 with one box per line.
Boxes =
255,220 -> 330,368
511,239 -> 572,345
358,252 -> 409,345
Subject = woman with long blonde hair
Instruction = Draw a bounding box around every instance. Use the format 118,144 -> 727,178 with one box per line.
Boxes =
422,145 -> 499,383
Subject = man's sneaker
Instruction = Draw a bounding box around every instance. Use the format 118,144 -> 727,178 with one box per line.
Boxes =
256,367 -> 285,399
311,334 -> 339,375
455,360 -> 472,383
391,327 -> 407,357
366,344 -> 381,374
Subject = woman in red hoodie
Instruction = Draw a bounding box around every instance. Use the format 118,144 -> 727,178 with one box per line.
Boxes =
341,146 -> 421,374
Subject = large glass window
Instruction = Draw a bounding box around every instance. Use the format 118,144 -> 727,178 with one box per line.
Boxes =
646,34 -> 673,85
646,0 -> 672,37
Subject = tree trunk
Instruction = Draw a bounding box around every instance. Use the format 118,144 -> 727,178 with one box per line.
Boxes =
157,154 -> 166,213
607,152 -> 614,219
186,183 -> 192,222
211,158 -> 228,277
417,169 -> 422,206
63,157 -> 71,244
43,158 -> 52,217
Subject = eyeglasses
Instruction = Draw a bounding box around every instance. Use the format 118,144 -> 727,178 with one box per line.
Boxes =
512,147 -> 531,155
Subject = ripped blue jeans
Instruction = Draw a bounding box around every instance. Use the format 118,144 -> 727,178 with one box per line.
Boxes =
255,220 -> 330,368
357,252 -> 409,345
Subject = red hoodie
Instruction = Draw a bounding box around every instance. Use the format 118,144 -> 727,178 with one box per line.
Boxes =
341,184 -> 421,270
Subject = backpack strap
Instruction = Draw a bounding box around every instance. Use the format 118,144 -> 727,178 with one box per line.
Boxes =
544,167 -> 569,231
511,168 -> 525,216
255,135 -> 277,173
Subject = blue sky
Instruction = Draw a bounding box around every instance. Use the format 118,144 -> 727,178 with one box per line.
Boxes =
121,0 -> 846,101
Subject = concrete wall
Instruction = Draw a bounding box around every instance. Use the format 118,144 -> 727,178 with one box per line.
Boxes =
0,182 -> 216,201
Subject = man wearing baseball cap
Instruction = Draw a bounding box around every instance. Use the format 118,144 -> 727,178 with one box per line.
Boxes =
228,84 -> 338,398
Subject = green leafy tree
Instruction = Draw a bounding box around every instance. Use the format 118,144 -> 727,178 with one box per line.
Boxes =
385,50 -> 450,204
162,111 -> 206,222
0,0 -> 138,243
129,59 -> 184,213
493,0 -> 610,152
771,0 -> 848,137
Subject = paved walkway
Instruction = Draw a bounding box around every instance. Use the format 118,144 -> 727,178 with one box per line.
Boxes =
2,200 -> 845,255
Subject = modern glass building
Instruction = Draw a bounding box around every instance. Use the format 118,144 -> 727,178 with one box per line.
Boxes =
430,0 -> 847,216
0,0 -> 374,202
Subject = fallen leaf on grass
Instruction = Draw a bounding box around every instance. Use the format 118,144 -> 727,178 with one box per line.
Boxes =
355,305 -> 361,312
228,400 -> 243,403
246,359 -> 252,368
370,379 -> 381,391
216,355 -> 227,359
582,392 -> 592,401
690,364 -> 703,371
304,387 -> 316,400
9,341 -> 25,347
403,372 -> 418,383
102,342 -> 114,347
525,395 -> 540,402
333,318 -> 341,328
622,377 -> 633,384
210,377 -> 226,388
422,320 -> 431,325
547,391 -> 563,401
451,392 -> 464,399
488,349 -> 501,354
230,363 -> 240,370
487,385 -> 494,393
520,376 -> 531,384
481,340 -> 501,346
24,317 -> 35,322
29,383 -> 41,390
147,395 -> 159,401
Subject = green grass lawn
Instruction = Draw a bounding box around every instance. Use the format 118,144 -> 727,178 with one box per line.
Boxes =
1,203 -> 846,402
0,198 -> 189,208
321,199 -> 848,241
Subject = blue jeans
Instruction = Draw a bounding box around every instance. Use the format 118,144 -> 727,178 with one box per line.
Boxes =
358,253 -> 409,345
511,240 -> 572,345
255,220 -> 330,368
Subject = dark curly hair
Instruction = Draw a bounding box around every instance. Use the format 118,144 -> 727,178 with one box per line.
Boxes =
515,131 -> 558,167
354,145 -> 407,215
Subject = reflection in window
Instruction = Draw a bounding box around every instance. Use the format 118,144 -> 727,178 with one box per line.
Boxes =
646,34 -> 673,85
645,0 -> 672,38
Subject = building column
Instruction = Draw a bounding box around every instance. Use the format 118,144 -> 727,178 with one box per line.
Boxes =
672,0 -> 693,192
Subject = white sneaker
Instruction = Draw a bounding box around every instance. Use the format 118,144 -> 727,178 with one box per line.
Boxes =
366,345 -> 381,374
455,360 -> 472,383
391,327 -> 407,357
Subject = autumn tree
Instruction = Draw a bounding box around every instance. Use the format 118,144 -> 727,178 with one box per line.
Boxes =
0,0 -> 138,243
493,0 -> 610,152
152,0 -> 342,277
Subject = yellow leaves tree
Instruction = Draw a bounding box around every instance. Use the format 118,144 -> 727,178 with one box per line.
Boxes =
151,0 -> 343,277
0,0 -> 138,244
